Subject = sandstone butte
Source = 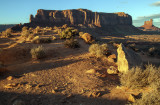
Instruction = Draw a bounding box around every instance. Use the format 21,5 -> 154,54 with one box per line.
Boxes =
140,19 -> 160,31
29,9 -> 132,27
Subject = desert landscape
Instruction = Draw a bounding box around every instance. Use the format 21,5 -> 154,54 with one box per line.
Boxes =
0,1 -> 160,105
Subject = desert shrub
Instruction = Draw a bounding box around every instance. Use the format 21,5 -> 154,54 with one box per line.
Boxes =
1,28 -> 12,37
33,26 -> 41,34
89,43 -> 108,58
26,34 -> 35,41
52,36 -> 56,40
32,37 -> 52,44
21,30 -> 30,38
30,46 -> 45,59
148,47 -> 160,57
79,32 -> 84,37
62,24 -> 68,29
120,65 -> 160,89
59,27 -> 78,39
64,38 -> 80,48
133,90 -> 160,105
22,26 -> 28,32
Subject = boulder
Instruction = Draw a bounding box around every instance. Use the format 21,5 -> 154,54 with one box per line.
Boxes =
117,43 -> 142,73
86,69 -> 96,74
81,33 -> 93,43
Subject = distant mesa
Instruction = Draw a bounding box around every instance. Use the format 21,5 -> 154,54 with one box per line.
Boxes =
139,19 -> 160,32
29,9 -> 132,27
11,9 -> 143,35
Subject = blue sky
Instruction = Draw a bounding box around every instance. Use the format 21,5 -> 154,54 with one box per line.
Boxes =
0,0 -> 160,27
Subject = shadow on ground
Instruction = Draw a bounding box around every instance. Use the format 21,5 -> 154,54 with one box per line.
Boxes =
0,91 -> 127,105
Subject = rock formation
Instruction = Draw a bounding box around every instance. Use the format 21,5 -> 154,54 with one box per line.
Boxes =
117,43 -> 142,73
29,9 -> 132,27
139,19 -> 160,32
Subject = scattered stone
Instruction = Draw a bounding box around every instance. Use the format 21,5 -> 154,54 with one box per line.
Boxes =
107,66 -> 118,74
25,84 -> 32,89
51,89 -> 56,94
86,69 -> 96,74
117,43 -> 142,73
12,99 -> 25,105
4,83 -> 18,89
7,76 -> 13,80
128,94 -> 135,103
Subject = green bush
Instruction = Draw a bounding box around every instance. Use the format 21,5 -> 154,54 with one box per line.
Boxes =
120,65 -> 160,89
30,46 -> 45,59
89,43 -> 108,58
64,38 -> 80,48
59,27 -> 78,39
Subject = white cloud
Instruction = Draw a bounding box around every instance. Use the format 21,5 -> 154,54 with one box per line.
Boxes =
151,1 -> 160,6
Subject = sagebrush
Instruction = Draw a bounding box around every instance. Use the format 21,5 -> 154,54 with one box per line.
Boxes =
64,38 -> 80,48
120,65 -> 160,89
89,43 -> 108,58
30,46 -> 45,59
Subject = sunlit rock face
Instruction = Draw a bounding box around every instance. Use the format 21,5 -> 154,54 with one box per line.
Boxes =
30,9 -> 132,27
117,43 -> 142,73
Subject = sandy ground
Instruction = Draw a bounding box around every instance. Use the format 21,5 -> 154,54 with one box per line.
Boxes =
0,30 -> 160,105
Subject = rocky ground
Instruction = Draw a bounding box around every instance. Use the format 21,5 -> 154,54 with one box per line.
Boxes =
0,27 -> 160,105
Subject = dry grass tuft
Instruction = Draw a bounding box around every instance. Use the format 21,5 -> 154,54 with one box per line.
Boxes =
64,38 -> 80,48
89,43 -> 108,58
120,65 -> 160,89
30,46 -> 46,59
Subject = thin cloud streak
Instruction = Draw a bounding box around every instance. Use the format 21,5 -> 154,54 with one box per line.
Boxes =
133,13 -> 160,27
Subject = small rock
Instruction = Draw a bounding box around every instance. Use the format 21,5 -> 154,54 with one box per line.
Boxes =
128,94 -> 135,103
108,54 -> 116,59
25,84 -> 32,89
4,83 -> 17,89
12,99 -> 25,105
7,76 -> 13,80
107,66 -> 118,74
51,89 -> 56,94
86,69 -> 96,74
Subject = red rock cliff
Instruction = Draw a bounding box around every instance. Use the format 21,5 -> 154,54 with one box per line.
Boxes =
30,9 -> 132,27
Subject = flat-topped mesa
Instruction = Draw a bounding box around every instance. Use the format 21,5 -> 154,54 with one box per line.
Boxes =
29,9 -> 132,27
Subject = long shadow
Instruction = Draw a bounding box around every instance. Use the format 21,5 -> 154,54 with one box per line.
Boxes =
0,91 -> 127,105
0,58 -> 83,80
